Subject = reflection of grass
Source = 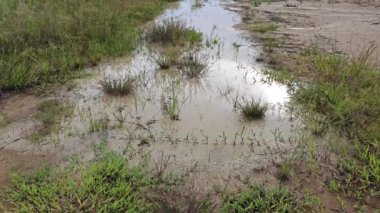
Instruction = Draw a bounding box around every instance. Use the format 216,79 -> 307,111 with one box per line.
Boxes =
0,0 -> 168,92
32,100 -> 72,142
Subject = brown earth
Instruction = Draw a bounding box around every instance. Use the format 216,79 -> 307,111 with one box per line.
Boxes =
236,0 -> 380,64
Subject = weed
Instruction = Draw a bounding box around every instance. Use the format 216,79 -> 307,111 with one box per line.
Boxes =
100,75 -> 136,96
161,81 -> 181,120
238,98 -> 268,120
278,162 -> 292,182
260,36 -> 279,52
161,96 -> 180,121
145,19 -> 202,46
250,22 -> 278,33
112,106 -> 127,125
179,52 -> 209,78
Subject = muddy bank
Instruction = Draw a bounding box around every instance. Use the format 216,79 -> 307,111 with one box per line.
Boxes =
235,0 -> 380,64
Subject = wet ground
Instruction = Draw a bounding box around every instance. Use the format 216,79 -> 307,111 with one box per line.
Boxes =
0,0 -> 303,191
236,0 -> 380,64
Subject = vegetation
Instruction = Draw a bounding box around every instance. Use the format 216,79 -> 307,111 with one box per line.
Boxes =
222,184 -> 318,212
32,100 -> 72,142
250,22 -> 278,33
155,55 -> 171,69
161,82 -> 181,120
266,46 -> 380,200
89,114 -> 110,133
294,49 -> 380,199
0,150 -> 162,212
0,0 -> 169,92
145,19 -> 202,46
238,98 -> 268,120
179,52 -> 209,78
100,75 -> 136,96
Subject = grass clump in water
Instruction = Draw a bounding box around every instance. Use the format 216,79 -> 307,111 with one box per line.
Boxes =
146,19 -> 202,46
179,52 -> 209,78
0,0 -> 168,92
250,22 -> 278,33
161,80 -> 181,120
155,55 -> 171,69
238,98 -> 268,120
100,75 -> 136,96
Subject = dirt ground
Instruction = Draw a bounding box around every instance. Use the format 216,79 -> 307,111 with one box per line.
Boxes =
236,0 -> 380,64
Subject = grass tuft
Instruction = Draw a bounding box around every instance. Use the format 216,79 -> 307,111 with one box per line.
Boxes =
179,52 -> 209,78
100,75 -> 136,96
145,19 -> 202,46
155,55 -> 171,69
238,98 -> 268,120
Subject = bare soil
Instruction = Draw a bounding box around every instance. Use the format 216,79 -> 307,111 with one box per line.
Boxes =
237,0 -> 380,64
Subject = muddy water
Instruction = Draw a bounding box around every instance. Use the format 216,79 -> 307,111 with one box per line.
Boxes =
0,0 -> 301,189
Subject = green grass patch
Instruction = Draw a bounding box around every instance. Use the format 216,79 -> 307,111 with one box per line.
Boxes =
0,0 -> 169,92
222,184 -> 319,212
250,22 -> 278,33
0,152 -> 161,212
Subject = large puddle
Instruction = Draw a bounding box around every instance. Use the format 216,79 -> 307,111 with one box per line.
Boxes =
0,0 -> 302,189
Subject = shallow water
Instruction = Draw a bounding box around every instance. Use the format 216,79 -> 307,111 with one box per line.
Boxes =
0,0 -> 302,188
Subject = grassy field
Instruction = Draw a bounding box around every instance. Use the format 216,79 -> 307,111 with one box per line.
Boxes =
0,0 -> 172,92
